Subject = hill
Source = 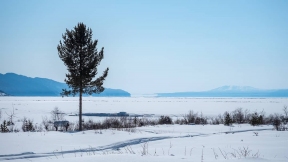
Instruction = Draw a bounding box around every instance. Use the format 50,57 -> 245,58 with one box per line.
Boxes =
0,90 -> 8,96
157,85 -> 288,97
0,73 -> 130,97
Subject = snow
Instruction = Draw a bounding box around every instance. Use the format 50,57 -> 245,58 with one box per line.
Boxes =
0,97 -> 288,162
211,86 -> 259,92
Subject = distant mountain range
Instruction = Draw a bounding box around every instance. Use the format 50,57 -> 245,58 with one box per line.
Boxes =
157,85 -> 288,97
0,73 -> 131,97
2,73 -> 287,97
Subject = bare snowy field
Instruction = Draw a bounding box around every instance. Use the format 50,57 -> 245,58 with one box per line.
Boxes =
0,97 -> 288,162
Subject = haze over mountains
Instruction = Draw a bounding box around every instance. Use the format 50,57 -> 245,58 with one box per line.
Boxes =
0,73 -> 130,97
157,85 -> 288,97
1,73 -> 288,97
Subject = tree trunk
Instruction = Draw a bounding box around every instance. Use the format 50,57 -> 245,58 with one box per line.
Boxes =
79,90 -> 82,131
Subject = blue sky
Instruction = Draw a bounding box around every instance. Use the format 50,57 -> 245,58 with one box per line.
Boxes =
0,0 -> 288,94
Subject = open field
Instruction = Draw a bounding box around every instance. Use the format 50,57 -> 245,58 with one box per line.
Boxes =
0,97 -> 288,162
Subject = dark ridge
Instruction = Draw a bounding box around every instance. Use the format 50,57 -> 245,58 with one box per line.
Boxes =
0,73 -> 130,97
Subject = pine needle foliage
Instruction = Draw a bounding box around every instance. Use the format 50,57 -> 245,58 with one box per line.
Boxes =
57,23 -> 109,131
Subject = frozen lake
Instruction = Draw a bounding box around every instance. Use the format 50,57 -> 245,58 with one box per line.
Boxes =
0,97 -> 287,123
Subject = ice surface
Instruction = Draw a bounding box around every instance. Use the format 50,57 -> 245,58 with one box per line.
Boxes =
1,97 -> 287,123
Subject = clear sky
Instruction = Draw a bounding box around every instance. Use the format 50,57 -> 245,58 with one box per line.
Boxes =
0,0 -> 288,95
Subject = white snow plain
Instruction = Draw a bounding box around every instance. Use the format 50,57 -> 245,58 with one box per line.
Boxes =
0,97 -> 288,162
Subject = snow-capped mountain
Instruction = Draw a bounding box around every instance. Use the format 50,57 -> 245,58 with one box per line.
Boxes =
157,86 -> 288,97
210,85 -> 260,92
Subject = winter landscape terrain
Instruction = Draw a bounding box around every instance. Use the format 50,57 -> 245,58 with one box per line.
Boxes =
1,0 -> 288,162
0,97 -> 288,162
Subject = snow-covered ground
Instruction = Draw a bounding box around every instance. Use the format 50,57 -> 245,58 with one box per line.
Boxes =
0,97 -> 288,162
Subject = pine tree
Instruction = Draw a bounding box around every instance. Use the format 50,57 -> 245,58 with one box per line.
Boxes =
0,120 -> 9,133
250,112 -> 260,126
224,112 -> 232,126
258,115 -> 263,125
57,23 -> 109,131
